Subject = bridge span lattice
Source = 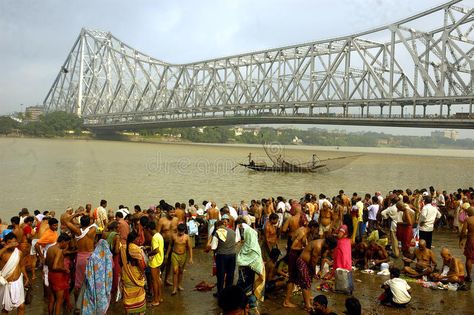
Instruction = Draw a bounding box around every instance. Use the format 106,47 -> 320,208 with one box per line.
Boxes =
44,0 -> 474,130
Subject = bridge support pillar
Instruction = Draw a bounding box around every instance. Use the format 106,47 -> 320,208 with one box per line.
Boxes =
440,104 -> 443,117
447,104 -> 451,117
326,105 -> 330,115
423,105 -> 427,118
401,106 -> 404,118
360,105 -> 364,117
380,105 -> 383,116
470,100 -> 473,116
309,106 -> 313,116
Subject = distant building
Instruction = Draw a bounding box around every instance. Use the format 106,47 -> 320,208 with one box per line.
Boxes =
233,127 -> 244,136
292,136 -> 303,144
25,106 -> 44,121
431,129 -> 459,140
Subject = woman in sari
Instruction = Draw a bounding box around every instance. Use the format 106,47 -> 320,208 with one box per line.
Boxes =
121,231 -> 146,314
104,221 -> 121,301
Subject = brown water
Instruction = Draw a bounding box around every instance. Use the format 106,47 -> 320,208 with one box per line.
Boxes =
1,137 -> 474,216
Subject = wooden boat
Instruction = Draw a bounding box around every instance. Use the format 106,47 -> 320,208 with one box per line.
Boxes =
238,144 -> 361,173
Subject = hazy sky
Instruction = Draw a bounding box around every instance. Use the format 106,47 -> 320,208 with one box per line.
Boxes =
1,0 -> 473,138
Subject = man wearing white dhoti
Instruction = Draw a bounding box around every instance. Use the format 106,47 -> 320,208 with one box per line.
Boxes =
0,233 -> 29,314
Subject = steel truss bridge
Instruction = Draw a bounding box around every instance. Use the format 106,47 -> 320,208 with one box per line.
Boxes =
44,0 -> 474,131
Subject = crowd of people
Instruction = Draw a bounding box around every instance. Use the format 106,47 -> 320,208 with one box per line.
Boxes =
0,186 -> 473,314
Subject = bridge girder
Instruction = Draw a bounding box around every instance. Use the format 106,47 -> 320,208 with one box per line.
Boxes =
43,0 -> 474,129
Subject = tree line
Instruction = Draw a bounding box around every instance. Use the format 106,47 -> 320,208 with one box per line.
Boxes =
0,112 -> 83,137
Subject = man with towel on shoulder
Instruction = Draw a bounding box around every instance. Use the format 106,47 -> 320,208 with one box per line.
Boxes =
0,232 -> 30,314
62,210 -> 97,309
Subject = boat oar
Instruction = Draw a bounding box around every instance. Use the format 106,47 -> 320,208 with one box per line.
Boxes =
231,164 -> 240,171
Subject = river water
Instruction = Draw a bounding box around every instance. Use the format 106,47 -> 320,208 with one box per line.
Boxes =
1,137 -> 473,215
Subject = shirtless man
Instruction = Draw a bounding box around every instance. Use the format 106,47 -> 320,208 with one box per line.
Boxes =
432,247 -> 465,283
282,203 -> 304,253
206,202 -> 220,234
263,213 -> 279,262
63,212 -> 96,304
459,206 -> 474,281
283,220 -> 318,308
157,208 -> 179,286
285,237 -> 337,310
318,202 -> 333,238
174,203 -> 186,224
60,207 -> 74,234
396,201 -> 414,257
403,239 -> 437,278
332,197 -> 344,230
167,223 -> 193,295
339,190 -> 352,213
45,233 -> 72,315
252,201 -> 263,228
0,233 -> 29,315
10,217 -> 26,252
365,241 -> 389,269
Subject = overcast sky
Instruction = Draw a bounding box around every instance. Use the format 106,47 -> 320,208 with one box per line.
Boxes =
1,0 -> 473,138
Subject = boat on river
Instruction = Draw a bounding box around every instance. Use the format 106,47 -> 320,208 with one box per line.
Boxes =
238,144 -> 361,173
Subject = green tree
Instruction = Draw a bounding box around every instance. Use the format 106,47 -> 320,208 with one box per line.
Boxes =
0,116 -> 20,135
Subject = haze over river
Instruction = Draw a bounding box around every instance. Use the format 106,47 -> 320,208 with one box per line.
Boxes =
1,137 -> 473,215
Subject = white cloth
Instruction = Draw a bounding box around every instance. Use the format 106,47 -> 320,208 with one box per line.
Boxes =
75,224 -> 97,241
96,206 -> 108,230
0,249 -> 20,286
368,204 -> 379,221
419,204 -> 441,232
381,205 -> 398,231
30,239 -> 38,256
0,274 -> 25,311
42,242 -> 56,287
384,278 -> 411,304
228,206 -> 238,220
441,265 -> 450,277
318,199 -> 333,209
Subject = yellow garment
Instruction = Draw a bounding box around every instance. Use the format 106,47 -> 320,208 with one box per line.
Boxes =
216,228 -> 228,242
148,233 -> 164,268
254,264 -> 266,302
367,230 -> 389,247
120,244 -> 146,314
351,217 -> 359,243
171,252 -> 187,269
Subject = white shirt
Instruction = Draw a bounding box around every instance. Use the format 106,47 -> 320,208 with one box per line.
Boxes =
318,199 -> 333,209
437,194 -> 445,207
384,278 -> 411,304
276,201 -> 286,213
228,206 -> 238,220
381,205 -> 398,231
96,206 -> 108,230
367,204 -> 379,221
419,204 -> 441,232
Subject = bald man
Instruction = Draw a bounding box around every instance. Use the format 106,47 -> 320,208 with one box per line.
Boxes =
403,239 -> 437,278
431,247 -> 465,283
